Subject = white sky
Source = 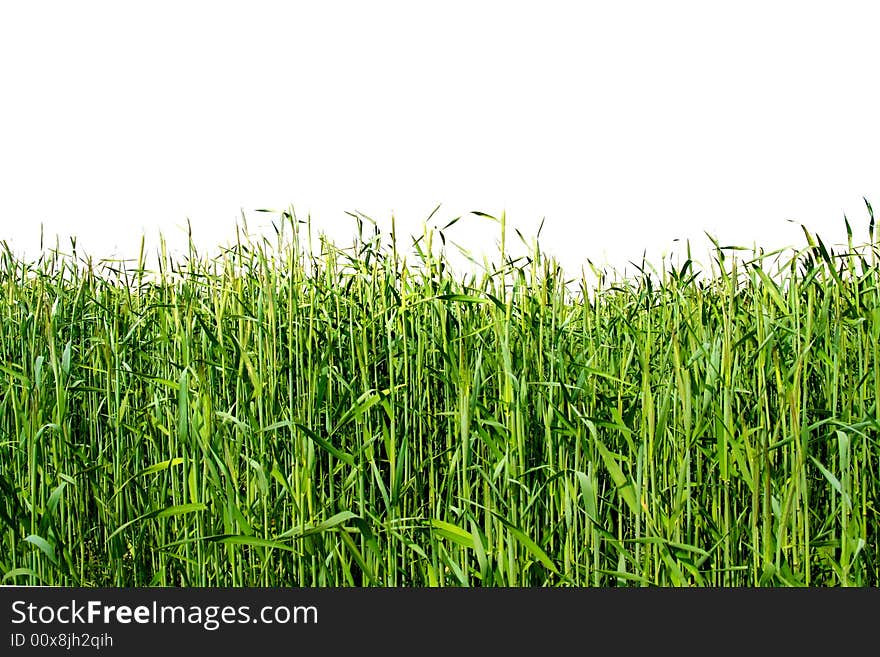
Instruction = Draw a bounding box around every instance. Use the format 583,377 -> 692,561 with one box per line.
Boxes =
2,1 -> 879,277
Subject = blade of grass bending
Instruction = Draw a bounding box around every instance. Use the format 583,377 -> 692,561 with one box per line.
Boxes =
491,513 -> 559,575
261,420 -> 355,466
107,503 -> 208,541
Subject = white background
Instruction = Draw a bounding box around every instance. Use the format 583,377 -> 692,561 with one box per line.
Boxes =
2,1 -> 878,276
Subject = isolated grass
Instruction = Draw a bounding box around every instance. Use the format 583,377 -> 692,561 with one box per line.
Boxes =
1,205 -> 878,586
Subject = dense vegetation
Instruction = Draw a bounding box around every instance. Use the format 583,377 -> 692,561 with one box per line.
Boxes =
1,207 -> 878,586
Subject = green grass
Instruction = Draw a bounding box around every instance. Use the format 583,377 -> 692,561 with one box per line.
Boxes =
1,205 -> 878,586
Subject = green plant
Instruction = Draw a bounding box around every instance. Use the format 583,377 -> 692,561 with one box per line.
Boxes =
1,204 -> 877,586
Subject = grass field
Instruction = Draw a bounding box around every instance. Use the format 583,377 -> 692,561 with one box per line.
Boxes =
1,206 -> 878,586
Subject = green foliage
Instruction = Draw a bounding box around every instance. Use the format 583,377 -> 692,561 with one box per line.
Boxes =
0,206 -> 878,586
